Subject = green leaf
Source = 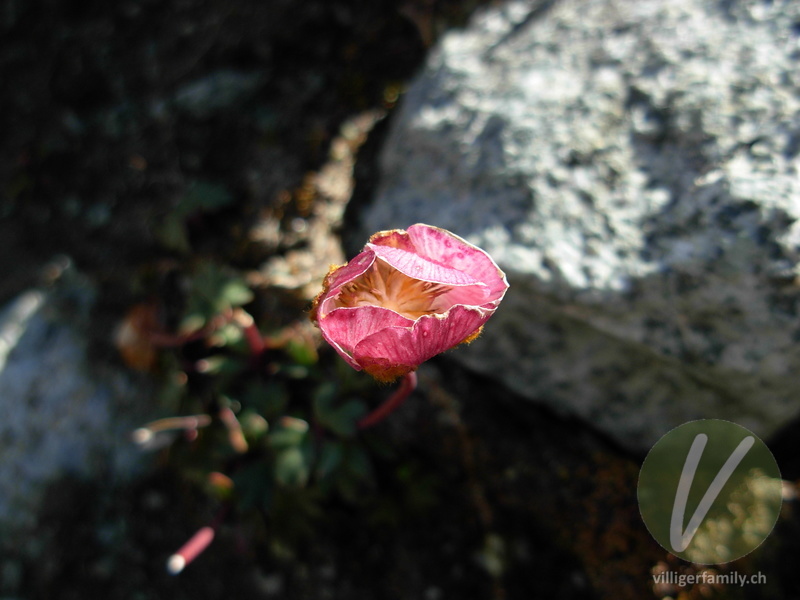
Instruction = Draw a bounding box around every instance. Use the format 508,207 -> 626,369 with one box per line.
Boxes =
284,336 -> 318,366
277,364 -> 309,379
343,444 -> 373,481
156,180 -> 233,253
232,462 -> 274,511
331,444 -> 375,503
244,380 -> 288,418
210,322 -> 244,347
178,312 -> 206,335
240,410 -> 269,442
268,417 -> 309,449
313,385 -> 366,437
316,440 -> 344,479
312,382 -> 338,413
157,212 -> 191,253
275,446 -> 310,487
184,263 -> 254,325
330,400 -> 367,437
196,355 -> 243,376
220,279 -> 253,308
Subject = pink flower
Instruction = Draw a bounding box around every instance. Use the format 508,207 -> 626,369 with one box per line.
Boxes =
311,224 -> 508,382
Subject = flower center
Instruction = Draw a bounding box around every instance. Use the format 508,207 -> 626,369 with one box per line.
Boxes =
334,259 -> 452,320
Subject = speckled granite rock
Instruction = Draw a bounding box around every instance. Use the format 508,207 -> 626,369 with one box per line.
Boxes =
0,262 -> 148,549
358,0 -> 800,449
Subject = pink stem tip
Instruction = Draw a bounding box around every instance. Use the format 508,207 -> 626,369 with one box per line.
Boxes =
167,526 -> 216,575
357,371 -> 418,430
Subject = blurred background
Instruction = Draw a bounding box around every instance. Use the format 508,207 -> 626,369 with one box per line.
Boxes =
2,0 -> 800,598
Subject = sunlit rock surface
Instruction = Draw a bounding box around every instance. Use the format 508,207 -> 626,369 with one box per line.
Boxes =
360,0 -> 800,449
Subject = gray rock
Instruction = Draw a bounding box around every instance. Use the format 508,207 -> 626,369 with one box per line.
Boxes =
0,261 -> 149,549
359,0 -> 800,449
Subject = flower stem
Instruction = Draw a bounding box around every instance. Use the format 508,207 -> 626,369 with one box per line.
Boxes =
167,526 -> 215,575
232,308 -> 266,358
357,371 -> 418,429
166,506 -> 228,575
131,414 -> 212,447
218,405 -> 248,454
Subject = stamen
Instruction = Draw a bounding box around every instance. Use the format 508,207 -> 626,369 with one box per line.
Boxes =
334,261 -> 453,319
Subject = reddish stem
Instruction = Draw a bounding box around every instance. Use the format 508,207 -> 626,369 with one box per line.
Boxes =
218,405 -> 249,454
242,322 -> 265,356
357,371 -> 418,430
167,526 -> 215,575
232,308 -> 266,358
167,507 -> 228,574
139,414 -> 212,434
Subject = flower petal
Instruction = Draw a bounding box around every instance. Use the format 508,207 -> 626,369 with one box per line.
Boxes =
314,250 -> 376,320
366,244 -> 481,286
368,229 -> 418,252
352,304 -> 491,373
318,306 -> 414,370
407,224 -> 508,300
436,283 -> 492,310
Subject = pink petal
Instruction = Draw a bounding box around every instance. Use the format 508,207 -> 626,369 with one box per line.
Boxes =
323,249 -> 375,293
368,229 -> 417,252
319,306 -> 414,370
406,224 -> 508,300
315,250 -> 376,319
436,284 -> 492,310
366,244 -> 482,286
352,304 -> 492,370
